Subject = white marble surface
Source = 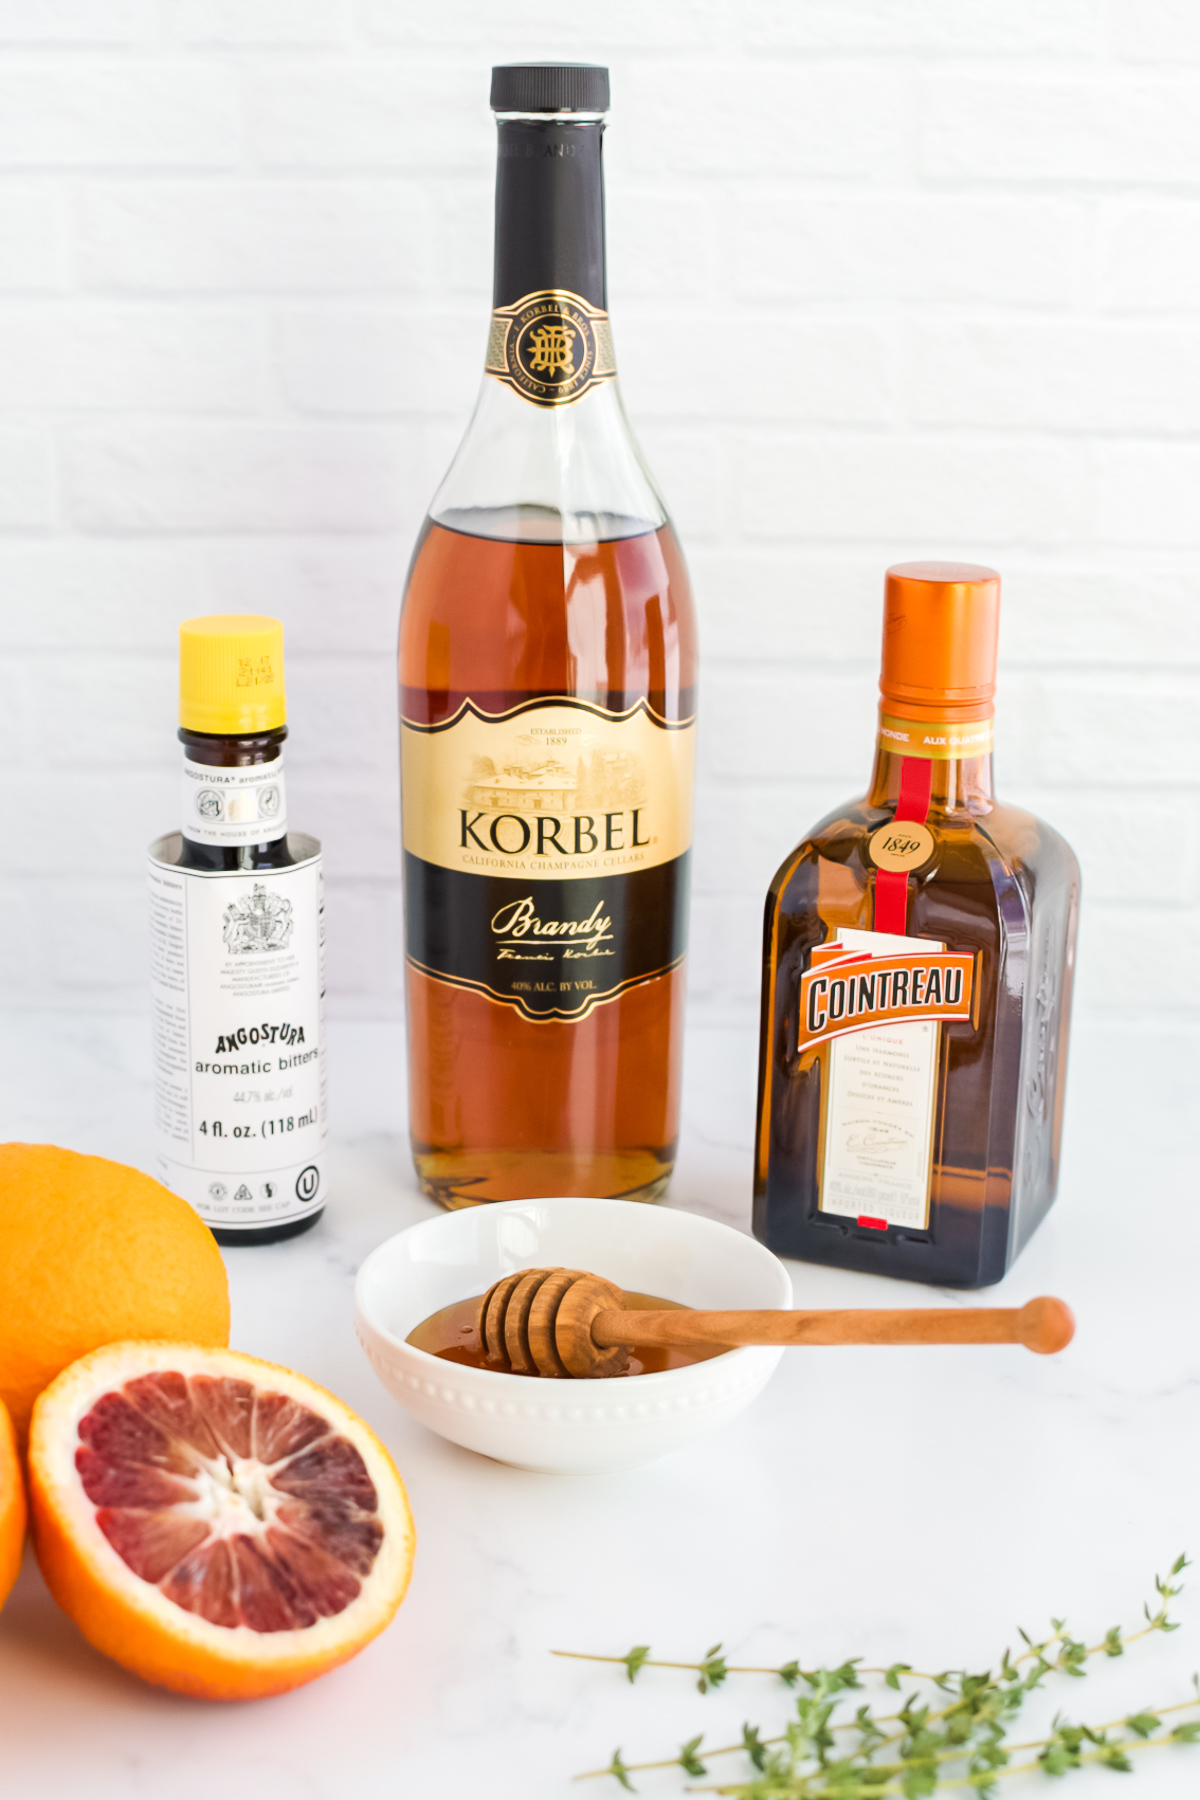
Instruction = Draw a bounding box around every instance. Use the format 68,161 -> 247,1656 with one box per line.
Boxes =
0,1009 -> 1197,1797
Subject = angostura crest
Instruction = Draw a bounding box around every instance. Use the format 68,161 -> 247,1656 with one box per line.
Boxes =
222,882 -> 294,954
485,288 -> 617,407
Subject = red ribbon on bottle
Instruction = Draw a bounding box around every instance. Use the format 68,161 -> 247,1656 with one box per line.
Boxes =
872,756 -> 933,935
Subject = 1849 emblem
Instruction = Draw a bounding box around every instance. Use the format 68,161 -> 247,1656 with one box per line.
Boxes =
223,882 -> 294,954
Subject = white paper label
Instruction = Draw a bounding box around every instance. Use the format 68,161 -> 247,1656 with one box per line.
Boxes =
818,927 -> 943,1232
181,753 -> 288,847
148,848 -> 326,1230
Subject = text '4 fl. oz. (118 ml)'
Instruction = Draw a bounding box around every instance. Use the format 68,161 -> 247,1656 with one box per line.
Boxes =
755,564 -> 1080,1288
399,64 -> 697,1210
148,615 -> 327,1246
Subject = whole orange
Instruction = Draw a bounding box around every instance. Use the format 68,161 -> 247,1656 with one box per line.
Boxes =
0,1145 -> 229,1444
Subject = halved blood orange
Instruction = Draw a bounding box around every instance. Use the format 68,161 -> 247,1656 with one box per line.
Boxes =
28,1341 -> 415,1700
0,1395 -> 26,1611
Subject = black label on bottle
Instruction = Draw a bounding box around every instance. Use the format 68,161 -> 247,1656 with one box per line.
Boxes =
404,852 -> 689,1022
486,289 -> 617,407
401,697 -> 695,1022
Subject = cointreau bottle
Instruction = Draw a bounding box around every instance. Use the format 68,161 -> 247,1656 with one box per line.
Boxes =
399,64 -> 697,1208
754,563 -> 1079,1288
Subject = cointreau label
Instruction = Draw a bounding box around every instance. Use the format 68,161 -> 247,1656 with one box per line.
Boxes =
401,697 -> 694,1022
813,928 -> 975,1233
799,938 -> 975,1052
486,288 -> 617,407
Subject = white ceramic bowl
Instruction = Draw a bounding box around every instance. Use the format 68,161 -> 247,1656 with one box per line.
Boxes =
354,1197 -> 791,1474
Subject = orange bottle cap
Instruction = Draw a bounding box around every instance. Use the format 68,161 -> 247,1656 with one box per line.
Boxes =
879,562 -> 1000,713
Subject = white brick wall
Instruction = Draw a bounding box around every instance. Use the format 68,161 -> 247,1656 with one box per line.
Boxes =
0,0 -> 1197,1043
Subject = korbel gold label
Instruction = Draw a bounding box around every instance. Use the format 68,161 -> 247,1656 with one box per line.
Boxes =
485,288 -> 617,407
401,697 -> 694,1021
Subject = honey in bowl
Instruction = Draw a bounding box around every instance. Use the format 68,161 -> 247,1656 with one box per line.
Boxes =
407,1291 -> 728,1377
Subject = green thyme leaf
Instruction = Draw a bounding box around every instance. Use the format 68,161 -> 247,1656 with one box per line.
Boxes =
742,1724 -> 767,1771
565,1557 -> 1199,1795
607,1749 -> 635,1792
698,1650 -> 728,1694
678,1735 -> 707,1777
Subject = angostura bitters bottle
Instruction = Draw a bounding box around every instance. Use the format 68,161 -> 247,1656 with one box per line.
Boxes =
755,564 -> 1080,1288
148,615 -> 327,1246
399,64 -> 697,1208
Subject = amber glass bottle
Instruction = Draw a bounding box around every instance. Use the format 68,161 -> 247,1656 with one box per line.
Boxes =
754,564 -> 1079,1288
399,64 -> 697,1208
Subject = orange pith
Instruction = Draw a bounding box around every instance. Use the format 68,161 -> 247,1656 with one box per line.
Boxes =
0,1398 -> 26,1612
29,1342 -> 415,1700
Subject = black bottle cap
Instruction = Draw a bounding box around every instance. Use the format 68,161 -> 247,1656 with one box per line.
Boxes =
489,63 -> 610,114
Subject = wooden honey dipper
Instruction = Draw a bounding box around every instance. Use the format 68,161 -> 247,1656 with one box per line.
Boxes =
477,1268 -> 1075,1379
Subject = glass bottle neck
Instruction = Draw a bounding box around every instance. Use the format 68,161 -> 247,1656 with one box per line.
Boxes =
867,747 -> 994,813
426,109 -> 669,547
179,726 -> 289,859
493,115 -> 606,308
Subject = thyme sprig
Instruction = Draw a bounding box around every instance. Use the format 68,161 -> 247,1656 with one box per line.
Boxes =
560,1556 -> 1194,1794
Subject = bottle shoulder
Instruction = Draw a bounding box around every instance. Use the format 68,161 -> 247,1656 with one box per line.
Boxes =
766,794 -> 1079,930
975,800 -> 1082,890
427,377 -> 668,546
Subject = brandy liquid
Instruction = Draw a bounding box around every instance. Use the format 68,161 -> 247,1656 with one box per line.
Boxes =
407,1288 -> 725,1377
400,514 -> 698,1208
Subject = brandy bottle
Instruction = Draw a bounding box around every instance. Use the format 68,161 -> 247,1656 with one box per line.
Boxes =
754,564 -> 1080,1288
399,63 -> 697,1208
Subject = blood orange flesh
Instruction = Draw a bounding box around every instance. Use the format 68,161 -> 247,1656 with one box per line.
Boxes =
29,1342 -> 414,1700
77,1371 -> 384,1633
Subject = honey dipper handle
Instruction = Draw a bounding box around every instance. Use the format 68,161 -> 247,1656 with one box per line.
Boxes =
591,1297 -> 1074,1356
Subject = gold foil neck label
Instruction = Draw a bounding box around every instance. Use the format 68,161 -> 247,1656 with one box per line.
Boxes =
401,697 -> 694,882
485,289 -> 617,407
878,713 -> 994,761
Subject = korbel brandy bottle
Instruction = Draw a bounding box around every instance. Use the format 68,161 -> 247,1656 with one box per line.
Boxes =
755,564 -> 1079,1288
399,64 -> 697,1208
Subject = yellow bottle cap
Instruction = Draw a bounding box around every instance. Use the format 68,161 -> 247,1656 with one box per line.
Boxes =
179,614 -> 287,735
